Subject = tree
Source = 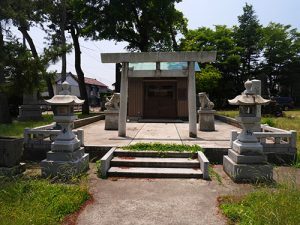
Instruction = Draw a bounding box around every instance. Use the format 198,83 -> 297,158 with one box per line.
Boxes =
180,26 -> 241,106
234,3 -> 262,82
44,0 -> 90,114
85,0 -> 187,52
260,22 -> 300,96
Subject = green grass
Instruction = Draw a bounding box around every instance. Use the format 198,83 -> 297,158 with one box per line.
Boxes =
217,110 -> 239,118
0,177 -> 90,225
122,143 -> 202,153
0,113 -> 100,138
219,183 -> 300,225
0,115 -> 53,138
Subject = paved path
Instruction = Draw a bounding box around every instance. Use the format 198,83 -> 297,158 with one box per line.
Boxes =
82,120 -> 240,148
76,165 -> 251,225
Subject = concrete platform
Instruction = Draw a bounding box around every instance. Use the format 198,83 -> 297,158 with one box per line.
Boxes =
81,120 -> 240,148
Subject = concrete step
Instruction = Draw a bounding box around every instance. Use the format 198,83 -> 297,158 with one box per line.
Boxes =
111,157 -> 199,168
108,167 -> 203,178
114,149 -> 197,158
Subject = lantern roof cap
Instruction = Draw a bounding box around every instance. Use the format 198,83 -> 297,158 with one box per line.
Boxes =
45,81 -> 84,105
228,80 -> 270,105
228,94 -> 270,105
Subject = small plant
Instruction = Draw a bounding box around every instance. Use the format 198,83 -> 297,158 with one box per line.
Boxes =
95,160 -> 102,178
209,166 -> 222,184
261,117 -> 275,127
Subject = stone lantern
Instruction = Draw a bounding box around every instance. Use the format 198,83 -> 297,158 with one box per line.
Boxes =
223,80 -> 273,182
41,81 -> 89,178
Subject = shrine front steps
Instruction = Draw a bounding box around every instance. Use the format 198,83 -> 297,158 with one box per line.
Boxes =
101,149 -> 209,179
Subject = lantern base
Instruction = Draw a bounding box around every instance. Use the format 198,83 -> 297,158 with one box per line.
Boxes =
223,155 -> 273,182
41,149 -> 89,178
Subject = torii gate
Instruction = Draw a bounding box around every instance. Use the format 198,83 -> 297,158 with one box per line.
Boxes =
101,51 -> 217,138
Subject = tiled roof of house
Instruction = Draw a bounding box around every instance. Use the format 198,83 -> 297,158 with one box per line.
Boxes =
55,72 -> 108,87
83,76 -> 108,87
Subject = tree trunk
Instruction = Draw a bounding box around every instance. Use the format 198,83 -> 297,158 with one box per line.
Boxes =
18,26 -> 54,97
0,28 -> 12,123
60,0 -> 67,82
70,24 -> 89,114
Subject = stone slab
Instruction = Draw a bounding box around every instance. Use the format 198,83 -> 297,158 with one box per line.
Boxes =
41,153 -> 89,178
0,163 -> 26,176
223,155 -> 273,182
198,151 -> 209,180
108,167 -> 203,178
228,149 -> 267,164
100,147 -> 115,178
232,140 -> 263,155
111,157 -> 199,168
101,51 -> 217,63
18,105 -> 42,121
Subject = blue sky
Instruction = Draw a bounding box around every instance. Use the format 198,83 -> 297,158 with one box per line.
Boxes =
23,0 -> 300,88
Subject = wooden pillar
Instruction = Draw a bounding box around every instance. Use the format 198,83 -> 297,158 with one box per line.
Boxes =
188,61 -> 197,138
118,62 -> 129,137
252,79 -> 262,132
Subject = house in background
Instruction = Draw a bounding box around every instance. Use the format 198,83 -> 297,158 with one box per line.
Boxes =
53,72 -> 110,106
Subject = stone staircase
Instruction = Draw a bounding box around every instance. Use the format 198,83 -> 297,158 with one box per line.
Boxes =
101,148 -> 209,179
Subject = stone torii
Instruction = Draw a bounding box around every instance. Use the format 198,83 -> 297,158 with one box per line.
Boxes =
101,51 -> 217,138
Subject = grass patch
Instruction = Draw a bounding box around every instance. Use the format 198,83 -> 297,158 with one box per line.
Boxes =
0,115 -> 53,138
0,113 -> 100,138
219,184 -> 300,225
122,143 -> 202,153
217,110 -> 239,118
0,177 -> 89,225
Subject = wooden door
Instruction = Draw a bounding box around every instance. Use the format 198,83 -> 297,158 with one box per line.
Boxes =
143,81 -> 177,119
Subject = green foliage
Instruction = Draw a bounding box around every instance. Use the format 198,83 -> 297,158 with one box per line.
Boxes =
261,117 -> 275,127
123,143 -> 202,153
195,65 -> 222,94
220,184 -> 300,225
84,0 -> 187,51
234,3 -> 262,80
0,178 -> 89,225
217,110 -> 239,118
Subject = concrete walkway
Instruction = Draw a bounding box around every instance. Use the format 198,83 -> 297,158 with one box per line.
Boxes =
82,120 -> 240,148
76,165 -> 252,225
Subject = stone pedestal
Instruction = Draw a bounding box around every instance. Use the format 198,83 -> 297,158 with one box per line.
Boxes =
18,93 -> 42,121
0,137 -> 25,176
105,110 -> 119,130
198,110 -> 215,131
18,104 -> 42,121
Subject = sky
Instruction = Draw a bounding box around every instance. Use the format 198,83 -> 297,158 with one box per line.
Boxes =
21,0 -> 300,89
